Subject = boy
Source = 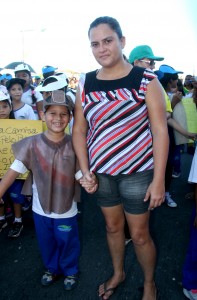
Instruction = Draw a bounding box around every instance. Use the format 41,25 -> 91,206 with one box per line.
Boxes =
0,89 -> 80,290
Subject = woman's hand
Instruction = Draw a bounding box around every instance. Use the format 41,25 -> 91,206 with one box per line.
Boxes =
79,171 -> 98,194
144,181 -> 165,210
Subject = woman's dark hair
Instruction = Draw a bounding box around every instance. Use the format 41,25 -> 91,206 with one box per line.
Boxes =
88,16 -> 123,39
159,73 -> 178,89
30,85 -> 37,104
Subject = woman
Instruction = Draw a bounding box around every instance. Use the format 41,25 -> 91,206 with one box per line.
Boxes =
72,16 -> 169,300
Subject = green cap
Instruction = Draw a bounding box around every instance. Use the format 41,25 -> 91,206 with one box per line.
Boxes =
129,45 -> 164,64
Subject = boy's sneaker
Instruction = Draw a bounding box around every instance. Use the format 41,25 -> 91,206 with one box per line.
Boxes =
64,274 -> 78,290
41,271 -> 60,286
172,171 -> 181,178
8,222 -> 23,238
183,288 -> 197,300
0,219 -> 8,232
165,194 -> 177,208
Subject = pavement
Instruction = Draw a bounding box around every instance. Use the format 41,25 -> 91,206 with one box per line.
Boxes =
0,152 -> 195,300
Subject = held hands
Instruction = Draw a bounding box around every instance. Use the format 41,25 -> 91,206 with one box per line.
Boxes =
144,181 -> 165,211
78,171 -> 98,194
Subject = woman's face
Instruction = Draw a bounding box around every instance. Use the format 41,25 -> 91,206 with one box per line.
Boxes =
89,24 -> 125,68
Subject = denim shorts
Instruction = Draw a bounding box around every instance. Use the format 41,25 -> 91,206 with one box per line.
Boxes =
94,169 -> 153,214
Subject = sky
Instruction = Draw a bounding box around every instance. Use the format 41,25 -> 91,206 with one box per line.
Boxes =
1,0 -> 197,77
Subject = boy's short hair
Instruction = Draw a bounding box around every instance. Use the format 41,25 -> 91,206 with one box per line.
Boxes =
43,90 -> 74,113
6,78 -> 26,90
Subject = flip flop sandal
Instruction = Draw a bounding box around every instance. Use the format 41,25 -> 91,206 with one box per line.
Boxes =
98,281 -> 123,299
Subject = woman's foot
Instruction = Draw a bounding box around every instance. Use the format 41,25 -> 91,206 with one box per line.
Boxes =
142,282 -> 157,300
98,273 -> 125,299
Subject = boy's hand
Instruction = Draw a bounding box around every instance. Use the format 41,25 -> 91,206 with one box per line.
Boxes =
79,171 -> 98,194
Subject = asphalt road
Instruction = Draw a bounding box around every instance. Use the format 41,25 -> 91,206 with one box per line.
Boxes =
0,153 -> 195,300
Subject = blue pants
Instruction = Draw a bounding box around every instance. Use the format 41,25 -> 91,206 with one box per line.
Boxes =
33,212 -> 80,276
2,180 -> 25,204
182,207 -> 197,290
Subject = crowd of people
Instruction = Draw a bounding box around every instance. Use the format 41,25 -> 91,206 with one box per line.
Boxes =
0,15 -> 197,300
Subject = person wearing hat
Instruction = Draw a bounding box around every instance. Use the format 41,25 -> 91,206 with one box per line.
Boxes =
33,76 -> 42,87
42,65 -> 58,79
0,84 -> 81,290
129,45 -> 164,70
0,90 -> 13,119
156,65 -> 196,208
0,89 -> 30,238
36,74 -> 75,133
6,78 -> 36,120
0,73 -> 13,87
14,63 -> 43,120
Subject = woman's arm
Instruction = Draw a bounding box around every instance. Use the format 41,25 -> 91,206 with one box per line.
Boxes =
144,78 -> 169,209
72,88 -> 97,190
72,88 -> 89,174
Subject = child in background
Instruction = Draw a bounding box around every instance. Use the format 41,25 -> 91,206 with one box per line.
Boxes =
6,78 -> 36,120
182,140 -> 197,300
0,89 -> 81,290
0,90 -> 27,237
14,64 -> 43,119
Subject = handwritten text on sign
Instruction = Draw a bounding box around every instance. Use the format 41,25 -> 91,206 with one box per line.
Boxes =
0,120 -> 43,179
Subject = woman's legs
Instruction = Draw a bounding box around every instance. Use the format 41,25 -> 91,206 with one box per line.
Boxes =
98,205 -> 126,299
126,211 -> 156,300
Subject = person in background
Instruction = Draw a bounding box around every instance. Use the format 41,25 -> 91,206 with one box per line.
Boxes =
184,75 -> 195,96
6,78 -> 36,120
0,90 -> 15,233
129,44 -> 164,70
0,73 -> 12,86
182,140 -> 197,300
0,88 -> 80,290
42,65 -> 57,79
73,16 -> 169,300
3,78 -> 36,238
156,65 -> 196,208
33,76 -> 41,87
0,89 -> 28,238
170,79 -> 187,178
14,63 -> 43,119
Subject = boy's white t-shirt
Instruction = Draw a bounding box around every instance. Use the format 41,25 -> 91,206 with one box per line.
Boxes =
13,104 -> 36,120
10,159 -> 78,219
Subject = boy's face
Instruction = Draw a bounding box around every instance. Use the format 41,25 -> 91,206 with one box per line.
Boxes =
8,84 -> 23,101
41,105 -> 71,134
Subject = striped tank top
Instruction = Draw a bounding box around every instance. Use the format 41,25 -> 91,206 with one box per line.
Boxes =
79,66 -> 156,175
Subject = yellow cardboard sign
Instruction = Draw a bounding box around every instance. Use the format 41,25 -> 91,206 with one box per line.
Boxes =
0,120 -> 43,179
182,98 -> 197,133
